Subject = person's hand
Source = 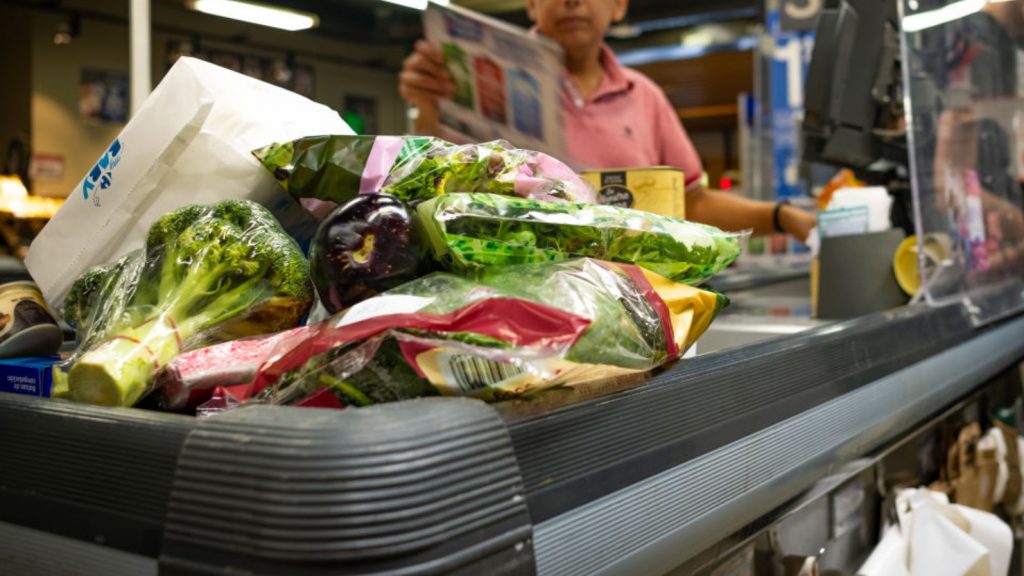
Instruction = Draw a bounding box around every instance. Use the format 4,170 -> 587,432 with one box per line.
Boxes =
399,41 -> 454,136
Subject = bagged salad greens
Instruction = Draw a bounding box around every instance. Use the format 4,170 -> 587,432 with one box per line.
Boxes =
252,135 -> 595,212
56,199 -> 313,407
195,258 -> 726,414
416,193 -> 745,285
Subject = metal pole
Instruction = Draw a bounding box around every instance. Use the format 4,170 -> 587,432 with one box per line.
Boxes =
130,0 -> 151,116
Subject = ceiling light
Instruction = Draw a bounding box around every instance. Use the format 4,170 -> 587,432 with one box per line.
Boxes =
186,0 -> 319,31
607,23 -> 641,40
902,0 -> 984,32
379,0 -> 449,10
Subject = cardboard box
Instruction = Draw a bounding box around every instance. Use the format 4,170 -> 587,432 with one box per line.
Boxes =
581,167 -> 685,219
0,356 -> 60,398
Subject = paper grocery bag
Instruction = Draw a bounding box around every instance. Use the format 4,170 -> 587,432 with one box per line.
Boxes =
26,57 -> 352,312
951,423 -> 998,512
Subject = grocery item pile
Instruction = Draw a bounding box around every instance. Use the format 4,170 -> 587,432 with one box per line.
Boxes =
17,60 -> 745,414
44,134 -> 740,413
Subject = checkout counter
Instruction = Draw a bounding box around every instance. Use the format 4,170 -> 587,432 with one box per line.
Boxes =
3,0 -> 1024,574
0,270 -> 1022,575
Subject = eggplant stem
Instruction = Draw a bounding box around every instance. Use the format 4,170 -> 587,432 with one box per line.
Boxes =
351,233 -> 376,265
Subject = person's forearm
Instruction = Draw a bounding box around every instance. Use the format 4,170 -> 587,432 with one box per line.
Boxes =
412,105 -> 441,136
684,186 -> 815,242
685,187 -> 774,235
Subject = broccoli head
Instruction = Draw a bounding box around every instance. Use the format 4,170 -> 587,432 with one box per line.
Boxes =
63,265 -> 112,331
66,199 -> 313,407
63,251 -> 143,349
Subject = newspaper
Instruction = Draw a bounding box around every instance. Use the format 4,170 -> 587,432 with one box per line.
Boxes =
423,3 -> 567,159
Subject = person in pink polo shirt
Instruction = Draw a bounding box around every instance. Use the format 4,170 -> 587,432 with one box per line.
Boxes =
400,0 -> 817,242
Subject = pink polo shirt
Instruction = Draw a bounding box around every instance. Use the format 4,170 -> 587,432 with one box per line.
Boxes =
564,46 -> 704,188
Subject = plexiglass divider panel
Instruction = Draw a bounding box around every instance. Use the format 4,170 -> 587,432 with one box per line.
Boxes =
900,0 -> 1024,324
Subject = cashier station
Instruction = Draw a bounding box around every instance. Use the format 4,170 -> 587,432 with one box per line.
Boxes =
2,1 -> 1024,575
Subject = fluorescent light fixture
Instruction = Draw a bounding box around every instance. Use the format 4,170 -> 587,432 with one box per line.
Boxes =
902,0 -> 984,32
187,0 -> 319,31
378,0 -> 448,10
607,23 -> 642,39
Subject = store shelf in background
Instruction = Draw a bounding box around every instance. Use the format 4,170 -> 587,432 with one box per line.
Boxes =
631,49 -> 754,117
677,103 -> 741,130
623,48 -> 754,185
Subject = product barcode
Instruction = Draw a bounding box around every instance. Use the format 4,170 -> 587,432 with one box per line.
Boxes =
446,354 -> 524,393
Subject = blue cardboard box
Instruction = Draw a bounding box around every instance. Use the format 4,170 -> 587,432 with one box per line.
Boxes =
0,356 -> 60,398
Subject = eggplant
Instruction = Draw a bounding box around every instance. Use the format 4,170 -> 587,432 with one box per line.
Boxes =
310,194 -> 431,314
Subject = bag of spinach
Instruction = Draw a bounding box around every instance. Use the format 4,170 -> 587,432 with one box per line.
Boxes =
416,192 -> 745,285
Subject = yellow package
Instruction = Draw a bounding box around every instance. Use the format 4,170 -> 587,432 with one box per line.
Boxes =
581,167 -> 686,219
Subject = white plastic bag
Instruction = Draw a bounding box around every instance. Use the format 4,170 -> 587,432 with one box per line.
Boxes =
26,57 -> 351,312
857,488 -> 1012,576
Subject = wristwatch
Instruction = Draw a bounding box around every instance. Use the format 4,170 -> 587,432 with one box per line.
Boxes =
772,199 -> 791,234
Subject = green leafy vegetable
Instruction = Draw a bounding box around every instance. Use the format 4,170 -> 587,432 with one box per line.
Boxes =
63,251 -> 142,352
253,135 -> 594,206
417,193 -> 744,285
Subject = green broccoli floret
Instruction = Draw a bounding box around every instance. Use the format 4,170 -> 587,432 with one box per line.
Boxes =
63,252 -> 142,350
66,199 -> 313,407
63,266 -> 111,331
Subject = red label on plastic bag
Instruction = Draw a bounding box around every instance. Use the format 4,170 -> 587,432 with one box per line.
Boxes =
250,297 -> 591,393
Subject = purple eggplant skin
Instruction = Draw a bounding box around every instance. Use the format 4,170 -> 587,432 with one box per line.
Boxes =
310,193 -> 432,314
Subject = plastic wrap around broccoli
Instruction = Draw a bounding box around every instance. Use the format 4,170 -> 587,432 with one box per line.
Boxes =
63,251 -> 143,353
417,193 -> 745,285
253,135 -> 595,209
61,199 -> 313,407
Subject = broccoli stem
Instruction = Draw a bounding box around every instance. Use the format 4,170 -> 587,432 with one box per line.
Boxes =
319,374 -> 372,406
68,262 -> 275,407
68,315 -> 183,407
174,270 -> 271,335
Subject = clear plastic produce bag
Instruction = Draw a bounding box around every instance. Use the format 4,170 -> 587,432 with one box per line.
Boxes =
417,193 -> 745,285
55,199 -> 313,407
196,258 -> 726,413
253,135 -> 596,215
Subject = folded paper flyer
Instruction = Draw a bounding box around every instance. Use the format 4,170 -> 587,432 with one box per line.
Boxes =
423,2 -> 567,160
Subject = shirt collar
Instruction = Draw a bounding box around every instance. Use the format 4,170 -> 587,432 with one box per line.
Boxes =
561,43 -> 636,107
592,44 -> 633,100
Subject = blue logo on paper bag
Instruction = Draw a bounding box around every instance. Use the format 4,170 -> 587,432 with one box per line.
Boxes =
82,139 -> 122,206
